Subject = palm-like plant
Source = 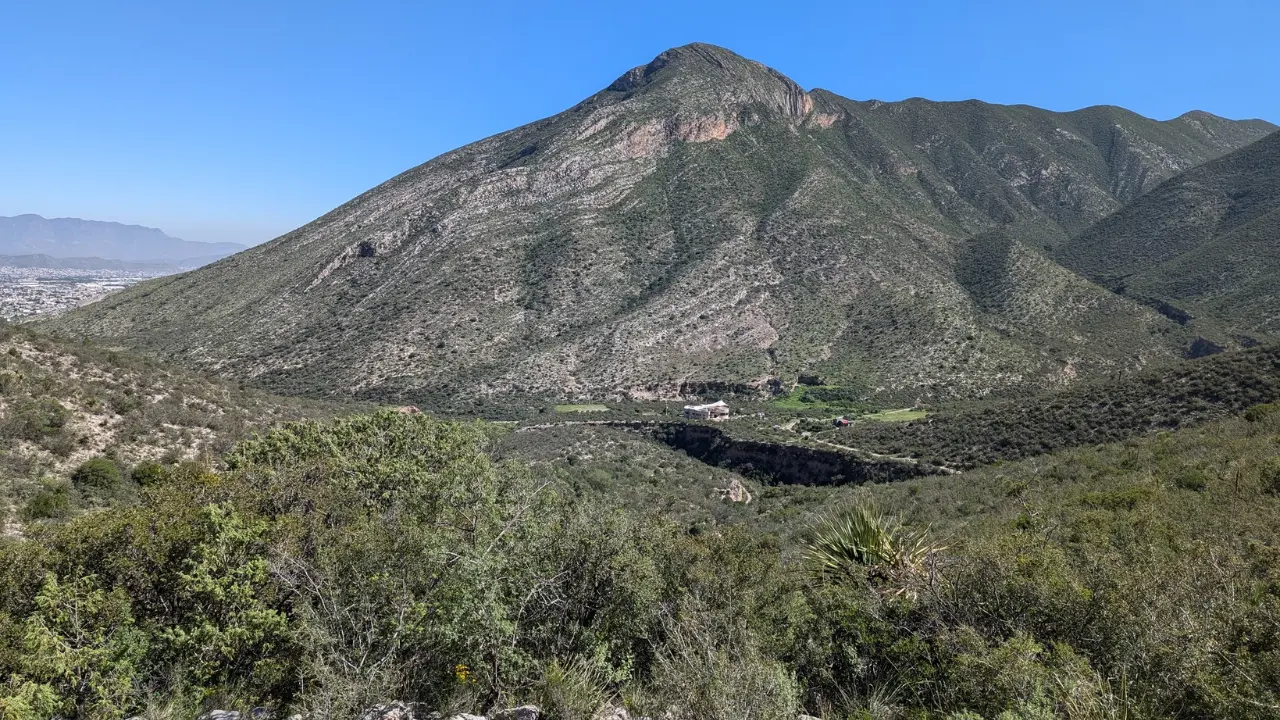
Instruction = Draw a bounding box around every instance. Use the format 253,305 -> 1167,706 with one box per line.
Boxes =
804,502 -> 943,598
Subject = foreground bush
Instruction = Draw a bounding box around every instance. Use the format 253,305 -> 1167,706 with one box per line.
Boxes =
0,410 -> 1276,719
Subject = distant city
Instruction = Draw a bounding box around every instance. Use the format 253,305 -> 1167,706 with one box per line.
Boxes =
0,265 -> 169,320
0,214 -> 244,320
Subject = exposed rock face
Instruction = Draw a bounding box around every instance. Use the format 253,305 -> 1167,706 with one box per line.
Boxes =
714,477 -> 753,503
48,43 -> 1277,406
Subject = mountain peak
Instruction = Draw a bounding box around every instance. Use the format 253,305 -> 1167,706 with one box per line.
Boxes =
604,42 -> 813,121
1172,110 -> 1278,141
607,43 -> 756,91
653,42 -> 763,71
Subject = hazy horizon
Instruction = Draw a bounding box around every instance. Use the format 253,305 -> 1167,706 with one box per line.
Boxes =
0,213 -> 269,249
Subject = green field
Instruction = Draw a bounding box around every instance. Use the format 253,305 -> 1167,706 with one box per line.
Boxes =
769,388 -> 812,410
769,384 -> 873,412
553,403 -> 609,413
860,408 -> 927,422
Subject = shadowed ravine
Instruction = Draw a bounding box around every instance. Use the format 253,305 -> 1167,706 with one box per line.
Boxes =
644,422 -> 939,485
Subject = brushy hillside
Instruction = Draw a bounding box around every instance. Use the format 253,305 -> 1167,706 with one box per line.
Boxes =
0,406 -> 1277,718
497,422 -> 769,530
0,324 -> 351,534
46,44 -> 1274,407
828,343 -> 1280,468
1056,130 -> 1280,342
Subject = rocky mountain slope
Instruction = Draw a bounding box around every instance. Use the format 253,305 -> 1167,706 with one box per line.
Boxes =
0,214 -> 244,264
1055,130 -> 1280,343
46,44 -> 1276,405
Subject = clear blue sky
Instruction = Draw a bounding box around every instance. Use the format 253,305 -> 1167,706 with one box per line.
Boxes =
2,0 -> 1277,246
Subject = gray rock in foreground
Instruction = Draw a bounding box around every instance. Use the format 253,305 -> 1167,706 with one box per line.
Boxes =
489,707 -> 539,720
196,712 -> 240,720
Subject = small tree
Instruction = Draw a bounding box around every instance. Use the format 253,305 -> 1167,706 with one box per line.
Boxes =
161,504 -> 289,694
3,574 -> 148,720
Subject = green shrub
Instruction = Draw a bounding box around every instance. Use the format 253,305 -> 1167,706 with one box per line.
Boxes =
107,392 -> 143,415
4,398 -> 70,442
20,482 -> 72,521
1,574 -> 148,719
39,433 -> 78,459
1261,457 -> 1280,495
0,370 -> 20,394
1244,402 -> 1280,422
71,457 -> 122,491
161,504 -> 288,693
0,680 -> 61,720
130,462 -> 167,487
936,629 -> 1113,720
1080,486 -> 1153,510
1173,468 -> 1210,492
640,609 -> 798,720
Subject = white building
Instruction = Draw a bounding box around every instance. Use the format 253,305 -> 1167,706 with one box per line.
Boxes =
683,400 -> 730,420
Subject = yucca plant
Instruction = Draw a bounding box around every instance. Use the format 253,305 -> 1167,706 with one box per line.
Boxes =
804,502 -> 943,598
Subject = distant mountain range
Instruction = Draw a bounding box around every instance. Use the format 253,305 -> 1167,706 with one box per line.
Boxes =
0,215 -> 245,265
45,43 -> 1279,407
0,254 -> 186,272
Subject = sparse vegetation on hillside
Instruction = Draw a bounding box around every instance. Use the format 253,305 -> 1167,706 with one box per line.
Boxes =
0,324 -> 352,532
553,404 -> 609,413
830,344 -> 1280,468
1056,129 -> 1280,341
